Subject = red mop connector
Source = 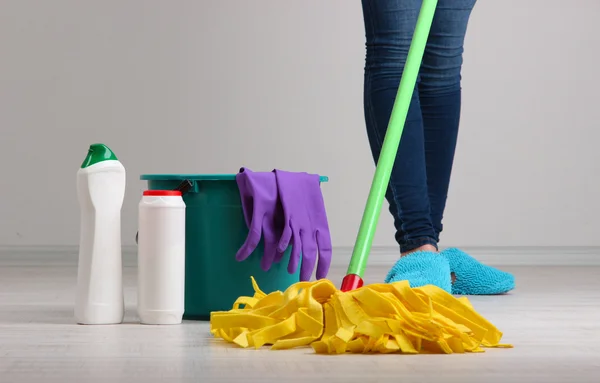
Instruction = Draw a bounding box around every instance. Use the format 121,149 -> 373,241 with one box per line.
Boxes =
340,274 -> 364,292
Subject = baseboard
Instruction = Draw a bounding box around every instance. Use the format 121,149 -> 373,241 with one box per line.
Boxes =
0,245 -> 598,266
341,246 -> 600,266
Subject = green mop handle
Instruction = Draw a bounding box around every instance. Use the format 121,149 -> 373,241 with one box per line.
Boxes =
342,0 -> 438,290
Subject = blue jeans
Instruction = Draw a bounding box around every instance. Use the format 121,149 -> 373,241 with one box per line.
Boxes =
361,0 -> 477,253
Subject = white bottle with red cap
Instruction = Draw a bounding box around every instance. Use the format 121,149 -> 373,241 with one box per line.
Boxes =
137,189 -> 186,325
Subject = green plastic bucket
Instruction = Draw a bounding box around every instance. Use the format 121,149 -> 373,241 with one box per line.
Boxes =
140,173 -> 328,320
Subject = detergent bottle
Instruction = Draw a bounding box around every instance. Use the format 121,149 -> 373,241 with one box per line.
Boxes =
75,143 -> 126,324
137,190 -> 186,325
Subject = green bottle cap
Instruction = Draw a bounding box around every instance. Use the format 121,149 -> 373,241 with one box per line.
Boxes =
81,143 -> 118,168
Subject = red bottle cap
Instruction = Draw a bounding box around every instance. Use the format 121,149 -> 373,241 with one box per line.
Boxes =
143,190 -> 182,196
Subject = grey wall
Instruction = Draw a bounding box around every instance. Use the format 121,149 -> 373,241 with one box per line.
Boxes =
1,0 -> 598,249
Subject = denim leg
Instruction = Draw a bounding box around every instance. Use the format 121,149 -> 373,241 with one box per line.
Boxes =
420,0 -> 476,242
361,0 -> 438,253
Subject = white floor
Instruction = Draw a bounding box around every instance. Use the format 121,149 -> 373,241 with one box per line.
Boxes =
1,254 -> 599,383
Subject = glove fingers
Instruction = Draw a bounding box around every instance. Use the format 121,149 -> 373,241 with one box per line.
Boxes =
299,230 -> 318,282
235,212 -> 264,262
261,242 -> 278,272
235,171 -> 253,227
274,221 -> 292,264
287,229 -> 302,276
277,222 -> 293,254
273,248 -> 286,264
315,229 -> 332,279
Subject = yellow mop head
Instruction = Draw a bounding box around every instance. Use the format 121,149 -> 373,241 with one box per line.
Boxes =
210,277 -> 512,354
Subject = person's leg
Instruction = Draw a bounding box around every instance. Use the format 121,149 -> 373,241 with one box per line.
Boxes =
418,0 -> 514,295
361,0 -> 437,255
418,0 -> 476,242
361,0 -> 451,292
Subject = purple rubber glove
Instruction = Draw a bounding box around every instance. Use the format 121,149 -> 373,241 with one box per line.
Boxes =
274,169 -> 332,281
235,167 -> 284,272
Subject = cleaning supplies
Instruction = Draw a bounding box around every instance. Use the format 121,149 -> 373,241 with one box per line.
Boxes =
75,143 -> 126,325
141,173 -> 321,319
235,168 -> 332,281
135,179 -> 193,244
273,169 -> 332,281
210,277 -> 512,354
137,190 -> 186,325
235,168 -> 284,271
210,0 -> 511,354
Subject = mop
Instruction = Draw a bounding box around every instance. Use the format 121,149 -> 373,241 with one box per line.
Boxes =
210,0 -> 512,354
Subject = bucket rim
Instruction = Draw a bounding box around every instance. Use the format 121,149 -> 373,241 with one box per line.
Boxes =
140,173 -> 329,182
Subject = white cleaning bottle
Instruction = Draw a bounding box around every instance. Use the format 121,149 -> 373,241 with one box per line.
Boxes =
137,190 -> 186,325
75,143 -> 126,325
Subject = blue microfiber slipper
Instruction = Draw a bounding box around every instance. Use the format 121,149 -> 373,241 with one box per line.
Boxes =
442,248 -> 515,295
384,251 -> 452,293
